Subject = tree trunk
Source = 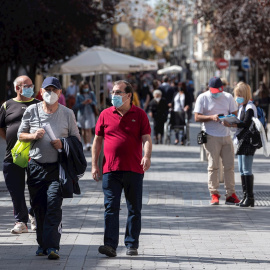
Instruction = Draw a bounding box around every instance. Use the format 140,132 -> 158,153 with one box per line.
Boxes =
0,63 -> 8,104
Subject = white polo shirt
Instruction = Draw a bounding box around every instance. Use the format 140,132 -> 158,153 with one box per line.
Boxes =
194,91 -> 238,137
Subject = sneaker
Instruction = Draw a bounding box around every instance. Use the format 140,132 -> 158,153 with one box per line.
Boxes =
47,248 -> 60,260
98,245 -> 117,257
210,194 -> 220,205
11,222 -> 28,234
225,193 -> 240,205
126,247 -> 138,256
36,246 -> 47,256
29,214 -> 36,231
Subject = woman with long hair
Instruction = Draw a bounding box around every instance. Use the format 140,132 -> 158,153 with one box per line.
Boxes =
230,82 -> 258,207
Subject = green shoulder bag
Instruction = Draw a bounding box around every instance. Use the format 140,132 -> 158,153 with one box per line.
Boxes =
11,140 -> 31,168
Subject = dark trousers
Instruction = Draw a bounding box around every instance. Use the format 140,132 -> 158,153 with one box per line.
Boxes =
27,159 -> 63,250
3,161 -> 29,224
102,171 -> 143,250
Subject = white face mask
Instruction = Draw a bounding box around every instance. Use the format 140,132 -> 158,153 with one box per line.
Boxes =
155,97 -> 161,102
43,91 -> 59,105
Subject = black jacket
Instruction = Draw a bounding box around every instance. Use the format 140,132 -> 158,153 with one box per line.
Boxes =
59,136 -> 87,198
149,98 -> 168,123
236,106 -> 257,156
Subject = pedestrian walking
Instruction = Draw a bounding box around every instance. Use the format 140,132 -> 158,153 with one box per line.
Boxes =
0,75 -> 39,234
158,75 -> 175,106
92,80 -> 152,257
131,82 -> 141,107
227,82 -> 258,207
149,89 -> 167,144
17,77 -> 81,260
170,83 -> 191,145
66,79 -> 78,109
221,78 -> 233,96
194,77 -> 240,205
139,80 -> 151,111
75,80 -> 97,151
253,81 -> 269,121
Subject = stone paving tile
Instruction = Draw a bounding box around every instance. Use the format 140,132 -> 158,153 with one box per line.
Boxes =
0,123 -> 270,269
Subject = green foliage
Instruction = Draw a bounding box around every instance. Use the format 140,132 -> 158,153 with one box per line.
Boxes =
195,0 -> 270,64
0,0 -> 117,68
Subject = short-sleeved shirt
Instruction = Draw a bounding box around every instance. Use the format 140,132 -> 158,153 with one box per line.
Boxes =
18,102 -> 80,163
194,91 -> 238,137
0,98 -> 40,162
95,105 -> 151,174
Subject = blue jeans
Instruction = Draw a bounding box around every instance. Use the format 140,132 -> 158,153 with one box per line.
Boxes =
102,171 -> 144,250
237,155 -> 254,175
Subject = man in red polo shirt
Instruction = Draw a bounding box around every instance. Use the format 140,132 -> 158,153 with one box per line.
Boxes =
92,80 -> 152,257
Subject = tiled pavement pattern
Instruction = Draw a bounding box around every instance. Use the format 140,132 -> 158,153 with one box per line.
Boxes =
0,122 -> 270,270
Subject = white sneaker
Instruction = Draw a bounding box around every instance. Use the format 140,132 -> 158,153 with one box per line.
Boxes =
11,222 -> 28,234
29,214 -> 37,231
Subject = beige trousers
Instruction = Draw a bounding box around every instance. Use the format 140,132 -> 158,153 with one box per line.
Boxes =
203,135 -> 235,197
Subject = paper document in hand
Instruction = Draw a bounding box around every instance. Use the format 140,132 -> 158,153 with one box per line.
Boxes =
42,123 -> 62,152
42,123 -> 57,140
218,114 -> 241,124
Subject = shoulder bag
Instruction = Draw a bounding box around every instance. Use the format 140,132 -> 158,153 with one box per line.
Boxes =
11,103 -> 41,168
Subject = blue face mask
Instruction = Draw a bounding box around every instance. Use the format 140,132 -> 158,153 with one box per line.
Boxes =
22,87 -> 34,98
236,97 -> 244,104
211,92 -> 222,99
83,88 -> 89,93
111,94 -> 124,108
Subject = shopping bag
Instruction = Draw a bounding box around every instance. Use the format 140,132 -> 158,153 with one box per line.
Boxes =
11,140 -> 31,168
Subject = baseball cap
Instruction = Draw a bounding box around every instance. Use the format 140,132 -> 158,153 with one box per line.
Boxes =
42,77 -> 62,89
209,77 -> 223,94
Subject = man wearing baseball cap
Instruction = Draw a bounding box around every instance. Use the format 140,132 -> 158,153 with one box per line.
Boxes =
194,77 -> 240,205
18,77 -> 81,259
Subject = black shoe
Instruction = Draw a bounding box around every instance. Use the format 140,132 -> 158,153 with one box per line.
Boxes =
240,175 -> 255,207
236,175 -> 246,206
47,248 -> 60,260
98,245 -> 117,257
126,247 -> 138,256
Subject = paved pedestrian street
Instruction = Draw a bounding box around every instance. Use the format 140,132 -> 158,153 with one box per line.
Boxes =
0,122 -> 270,270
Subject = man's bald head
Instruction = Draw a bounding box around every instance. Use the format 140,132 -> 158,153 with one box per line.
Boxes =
13,76 -> 32,92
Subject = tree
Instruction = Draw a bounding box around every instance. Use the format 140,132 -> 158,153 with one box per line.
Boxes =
0,0 -> 117,102
195,0 -> 270,63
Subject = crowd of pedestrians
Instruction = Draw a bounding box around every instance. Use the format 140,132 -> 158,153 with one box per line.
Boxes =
0,73 -> 269,262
